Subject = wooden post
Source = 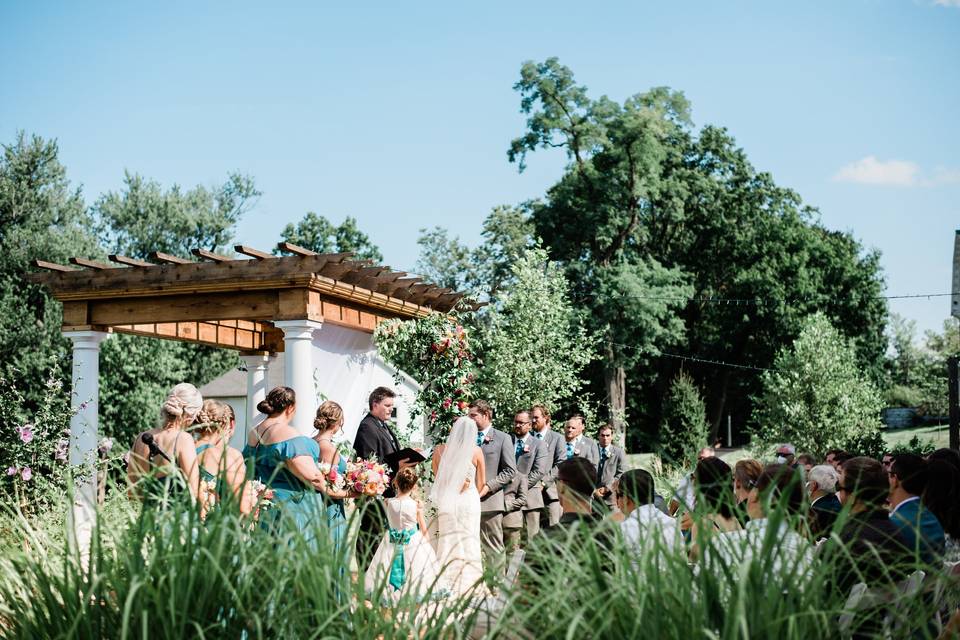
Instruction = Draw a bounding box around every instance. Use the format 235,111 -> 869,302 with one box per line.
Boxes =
949,356 -> 959,451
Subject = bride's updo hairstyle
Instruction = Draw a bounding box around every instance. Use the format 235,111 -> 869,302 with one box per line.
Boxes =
257,386 -> 296,416
195,399 -> 231,437
160,383 -> 203,427
394,467 -> 419,493
314,400 -> 344,433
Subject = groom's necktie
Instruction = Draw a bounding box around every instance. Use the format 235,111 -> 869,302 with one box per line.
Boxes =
566,442 -> 574,459
476,432 -> 484,446
515,439 -> 524,460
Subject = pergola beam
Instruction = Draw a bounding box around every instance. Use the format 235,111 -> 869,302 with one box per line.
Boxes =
192,248 -> 234,262
148,251 -> 193,265
109,254 -> 154,268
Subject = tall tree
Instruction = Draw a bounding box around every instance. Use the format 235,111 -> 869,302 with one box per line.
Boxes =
0,132 -> 101,407
508,58 -> 693,441
277,212 -> 383,262
94,171 -> 259,258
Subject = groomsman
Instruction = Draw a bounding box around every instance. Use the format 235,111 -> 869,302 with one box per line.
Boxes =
563,415 -> 600,467
469,400 -> 517,568
592,424 -> 627,510
510,410 -> 549,545
531,404 -> 565,526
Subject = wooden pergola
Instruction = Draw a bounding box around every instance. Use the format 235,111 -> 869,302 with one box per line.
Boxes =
28,242 -> 463,549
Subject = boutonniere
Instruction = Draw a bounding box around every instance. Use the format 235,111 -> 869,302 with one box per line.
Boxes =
483,435 -> 493,444
574,448 -> 581,456
523,444 -> 530,453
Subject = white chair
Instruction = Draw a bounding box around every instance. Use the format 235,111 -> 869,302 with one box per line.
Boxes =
838,570 -> 926,639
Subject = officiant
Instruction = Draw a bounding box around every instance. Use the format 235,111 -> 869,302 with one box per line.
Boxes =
353,386 -> 416,568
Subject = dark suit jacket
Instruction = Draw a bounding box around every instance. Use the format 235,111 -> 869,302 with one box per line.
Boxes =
821,509 -> 912,595
353,412 -> 401,497
479,427 -> 517,513
810,492 -> 841,538
513,435 -> 550,511
595,444 -> 627,508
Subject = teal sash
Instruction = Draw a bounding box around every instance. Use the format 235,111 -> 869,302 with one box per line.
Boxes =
387,527 -> 417,591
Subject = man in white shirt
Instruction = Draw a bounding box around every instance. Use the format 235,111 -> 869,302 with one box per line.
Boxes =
668,446 -> 714,516
617,469 -> 681,554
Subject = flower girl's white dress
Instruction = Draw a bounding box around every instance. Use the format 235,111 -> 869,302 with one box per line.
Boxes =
364,495 -> 445,601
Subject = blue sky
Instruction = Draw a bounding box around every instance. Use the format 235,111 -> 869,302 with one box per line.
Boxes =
2,1 -> 958,338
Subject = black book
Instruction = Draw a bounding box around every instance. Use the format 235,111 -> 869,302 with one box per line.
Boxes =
384,447 -> 429,470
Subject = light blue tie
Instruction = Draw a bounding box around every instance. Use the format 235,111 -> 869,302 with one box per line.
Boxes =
535,432 -> 543,440
566,442 -> 574,459
477,432 -> 484,446
515,439 -> 524,459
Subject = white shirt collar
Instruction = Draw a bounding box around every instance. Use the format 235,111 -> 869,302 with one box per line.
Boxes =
890,494 -> 920,516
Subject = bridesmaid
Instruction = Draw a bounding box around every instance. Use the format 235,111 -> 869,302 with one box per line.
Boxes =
312,401 -> 349,556
195,400 -> 252,515
127,382 -> 204,511
242,387 -> 353,540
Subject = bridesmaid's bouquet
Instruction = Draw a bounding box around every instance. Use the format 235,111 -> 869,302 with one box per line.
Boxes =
345,459 -> 391,497
201,478 -> 219,509
249,479 -> 276,521
319,461 -> 345,491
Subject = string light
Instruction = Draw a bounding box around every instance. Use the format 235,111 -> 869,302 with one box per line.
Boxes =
609,341 -> 778,373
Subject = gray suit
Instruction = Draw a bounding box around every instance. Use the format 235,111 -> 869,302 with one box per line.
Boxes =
534,428 -> 565,526
595,444 -> 628,508
478,427 -> 517,564
567,435 -> 600,467
501,473 -> 529,551
513,434 -> 549,541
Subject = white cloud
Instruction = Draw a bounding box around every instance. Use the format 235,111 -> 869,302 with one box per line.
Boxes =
833,156 -> 920,186
933,0 -> 960,7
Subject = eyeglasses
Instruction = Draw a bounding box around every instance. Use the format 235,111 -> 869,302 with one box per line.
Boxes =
514,420 -> 531,426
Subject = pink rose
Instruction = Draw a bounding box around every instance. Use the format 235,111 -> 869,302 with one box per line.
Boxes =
20,467 -> 32,482
6,466 -> 17,476
17,424 -> 33,444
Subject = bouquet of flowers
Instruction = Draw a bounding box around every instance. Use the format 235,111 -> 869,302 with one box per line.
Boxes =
201,478 -> 219,509
319,461 -> 345,491
344,458 -> 391,497
249,479 -> 276,521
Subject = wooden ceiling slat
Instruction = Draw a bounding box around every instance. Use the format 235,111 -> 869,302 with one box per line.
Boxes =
33,259 -> 76,272
234,245 -> 274,260
192,248 -> 234,262
148,251 -> 193,265
276,242 -> 317,256
69,257 -> 114,270
109,254 -> 154,268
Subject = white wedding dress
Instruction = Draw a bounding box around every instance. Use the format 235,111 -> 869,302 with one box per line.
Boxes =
431,418 -> 486,599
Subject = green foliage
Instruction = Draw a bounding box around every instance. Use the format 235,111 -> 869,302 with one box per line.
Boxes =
0,132 -> 101,409
884,384 -> 924,409
374,313 -> 476,442
884,315 -> 959,415
0,366 -> 73,510
658,371 -> 709,464
98,334 -> 239,446
889,434 -> 937,457
471,247 -> 596,423
94,170 -> 259,258
277,212 -> 383,261
416,204 -> 534,297
751,313 -> 883,458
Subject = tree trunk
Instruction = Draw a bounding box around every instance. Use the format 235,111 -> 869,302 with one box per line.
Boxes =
707,369 -> 732,445
605,342 -> 627,448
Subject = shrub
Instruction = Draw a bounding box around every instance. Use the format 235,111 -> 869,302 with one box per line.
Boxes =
751,313 -> 884,458
883,385 -> 923,409
658,372 -> 709,465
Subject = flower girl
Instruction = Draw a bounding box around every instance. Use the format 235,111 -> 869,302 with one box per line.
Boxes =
364,467 -> 445,602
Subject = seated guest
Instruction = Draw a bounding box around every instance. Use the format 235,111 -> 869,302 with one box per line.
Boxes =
924,449 -> 960,561
733,459 -> 763,526
547,457 -> 602,533
807,464 -> 841,539
820,457 -> 912,596
775,443 -> 797,469
824,449 -> 851,474
669,447 -> 714,516
887,453 -> 945,565
684,457 -> 742,560
702,464 -> 814,579
617,469 -> 681,554
796,453 -> 816,474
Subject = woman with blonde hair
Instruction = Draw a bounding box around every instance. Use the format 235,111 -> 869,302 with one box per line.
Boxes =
194,399 -> 252,515
312,400 -> 348,555
127,382 -> 204,510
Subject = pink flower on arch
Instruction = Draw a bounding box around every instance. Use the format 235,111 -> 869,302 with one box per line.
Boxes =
54,438 -> 69,462
6,466 -> 17,476
20,467 -> 32,482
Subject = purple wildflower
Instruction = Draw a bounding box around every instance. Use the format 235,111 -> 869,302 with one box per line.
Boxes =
6,466 -> 17,476
17,424 -> 34,444
98,437 -> 114,455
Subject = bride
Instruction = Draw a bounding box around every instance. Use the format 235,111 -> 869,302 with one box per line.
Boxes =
431,416 -> 487,597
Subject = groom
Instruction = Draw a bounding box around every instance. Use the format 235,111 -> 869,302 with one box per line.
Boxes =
468,399 -> 517,571
353,386 -> 413,569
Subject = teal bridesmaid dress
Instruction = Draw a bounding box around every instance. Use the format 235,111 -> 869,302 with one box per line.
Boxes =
320,455 -> 349,556
242,436 -> 322,537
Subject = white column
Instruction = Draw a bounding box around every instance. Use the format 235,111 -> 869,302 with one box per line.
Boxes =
240,353 -> 273,439
273,320 -> 322,435
64,330 -> 109,559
